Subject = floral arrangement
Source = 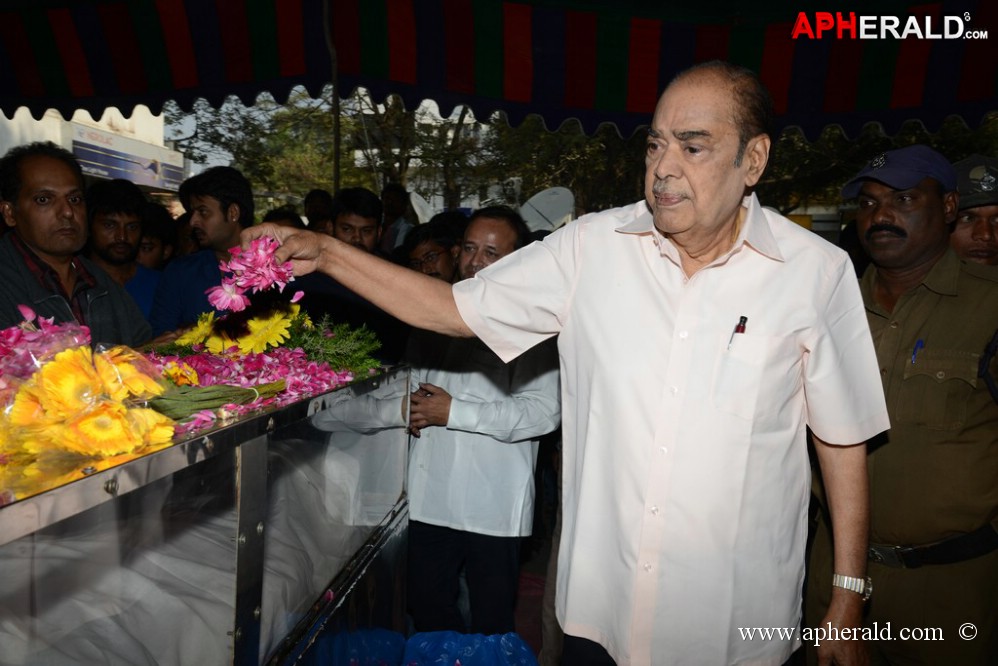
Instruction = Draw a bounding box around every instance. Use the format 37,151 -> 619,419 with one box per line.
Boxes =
0,307 -> 175,502
146,236 -> 382,435
0,238 -> 382,503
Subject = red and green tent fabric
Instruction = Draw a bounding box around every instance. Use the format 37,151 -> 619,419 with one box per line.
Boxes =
1,0 -> 995,137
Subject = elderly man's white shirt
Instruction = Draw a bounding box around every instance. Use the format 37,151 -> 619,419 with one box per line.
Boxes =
453,194 -> 889,665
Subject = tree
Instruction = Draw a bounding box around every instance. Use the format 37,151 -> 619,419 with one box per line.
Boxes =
164,87 -> 376,212
758,112 -> 998,215
481,115 -> 646,214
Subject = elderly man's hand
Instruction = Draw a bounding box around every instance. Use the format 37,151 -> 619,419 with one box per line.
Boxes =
241,223 -> 328,276
816,593 -> 869,666
409,382 -> 452,431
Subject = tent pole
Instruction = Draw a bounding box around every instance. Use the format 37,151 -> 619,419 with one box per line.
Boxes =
322,0 -> 341,192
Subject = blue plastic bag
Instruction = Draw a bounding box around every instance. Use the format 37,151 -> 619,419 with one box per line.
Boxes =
304,627 -> 407,665
402,631 -> 538,666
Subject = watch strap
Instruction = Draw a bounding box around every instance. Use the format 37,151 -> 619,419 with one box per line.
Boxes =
832,573 -> 872,601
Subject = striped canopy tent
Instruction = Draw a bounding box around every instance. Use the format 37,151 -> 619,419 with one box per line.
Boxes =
0,0 -> 995,138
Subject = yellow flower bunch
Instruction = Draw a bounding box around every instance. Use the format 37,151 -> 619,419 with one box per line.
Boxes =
0,345 -> 176,501
176,304 -> 303,355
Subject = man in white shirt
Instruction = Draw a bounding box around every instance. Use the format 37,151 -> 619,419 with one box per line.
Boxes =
247,61 -> 889,665
317,206 -> 560,635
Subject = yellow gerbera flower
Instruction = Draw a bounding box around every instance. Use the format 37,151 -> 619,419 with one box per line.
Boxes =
94,347 -> 164,400
33,347 -> 103,422
239,307 -> 296,353
64,401 -> 141,457
205,331 -> 239,354
162,361 -> 199,387
7,384 -> 54,428
175,311 -> 216,346
126,407 -> 176,446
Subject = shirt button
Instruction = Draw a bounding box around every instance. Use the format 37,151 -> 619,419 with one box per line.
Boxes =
935,371 -> 945,379
643,563 -> 653,573
670,386 -> 678,395
889,321 -> 899,329
678,330 -> 688,339
660,446 -> 668,455
650,505 -> 659,515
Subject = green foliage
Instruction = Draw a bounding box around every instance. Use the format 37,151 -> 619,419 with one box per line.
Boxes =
164,88 -> 375,213
758,113 -> 998,214
481,115 -> 646,213
168,88 -> 998,220
155,313 -> 381,377
284,316 -> 382,376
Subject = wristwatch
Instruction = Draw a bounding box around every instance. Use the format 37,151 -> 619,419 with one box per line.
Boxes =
832,573 -> 873,602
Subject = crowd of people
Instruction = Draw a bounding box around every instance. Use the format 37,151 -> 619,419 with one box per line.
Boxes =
0,58 -> 995,666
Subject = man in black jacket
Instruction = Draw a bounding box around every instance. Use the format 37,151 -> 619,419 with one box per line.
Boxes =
0,142 -> 150,346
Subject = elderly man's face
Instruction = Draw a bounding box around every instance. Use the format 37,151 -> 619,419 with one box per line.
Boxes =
951,204 -> 998,265
0,155 -> 87,263
644,73 -> 768,243
856,178 -> 955,271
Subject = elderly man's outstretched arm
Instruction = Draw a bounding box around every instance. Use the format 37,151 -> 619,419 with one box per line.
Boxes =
244,223 -> 475,338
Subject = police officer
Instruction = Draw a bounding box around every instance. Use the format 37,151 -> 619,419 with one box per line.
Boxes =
807,145 -> 998,664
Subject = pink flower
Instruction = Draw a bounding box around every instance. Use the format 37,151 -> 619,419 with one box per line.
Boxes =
17,305 -> 36,323
206,283 -> 251,312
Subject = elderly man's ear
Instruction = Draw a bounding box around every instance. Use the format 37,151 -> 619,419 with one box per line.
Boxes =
743,134 -> 771,187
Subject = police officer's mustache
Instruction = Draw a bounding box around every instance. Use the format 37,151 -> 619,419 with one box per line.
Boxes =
865,223 -> 907,240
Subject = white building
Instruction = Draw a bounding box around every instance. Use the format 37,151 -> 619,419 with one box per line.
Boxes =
0,106 -> 186,197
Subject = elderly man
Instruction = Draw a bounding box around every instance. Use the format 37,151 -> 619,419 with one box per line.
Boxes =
807,145 -> 998,665
0,142 -> 150,346
245,61 -> 889,665
951,154 -> 998,266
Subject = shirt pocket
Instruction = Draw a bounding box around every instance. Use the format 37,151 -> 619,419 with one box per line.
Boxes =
711,333 -> 778,420
897,349 -> 978,430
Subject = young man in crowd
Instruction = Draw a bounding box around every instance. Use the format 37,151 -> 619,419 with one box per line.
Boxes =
85,178 -> 161,320
149,166 -> 254,336
137,201 -> 177,271
951,154 -> 998,266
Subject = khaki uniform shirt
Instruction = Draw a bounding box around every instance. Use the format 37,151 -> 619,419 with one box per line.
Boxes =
862,249 -> 998,546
